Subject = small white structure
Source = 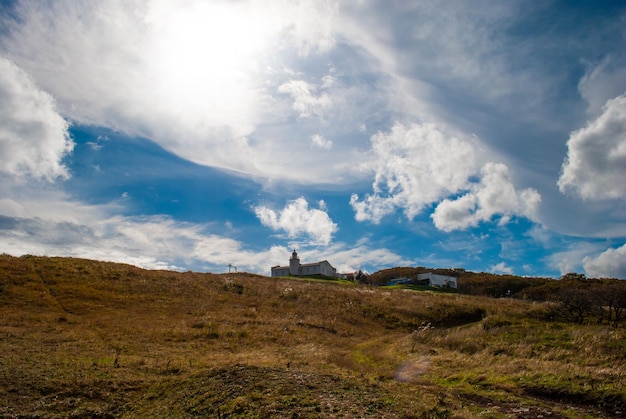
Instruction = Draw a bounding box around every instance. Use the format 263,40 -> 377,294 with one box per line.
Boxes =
418,272 -> 457,288
271,250 -> 337,278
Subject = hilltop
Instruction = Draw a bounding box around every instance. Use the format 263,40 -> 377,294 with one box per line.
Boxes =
1,254 -> 624,418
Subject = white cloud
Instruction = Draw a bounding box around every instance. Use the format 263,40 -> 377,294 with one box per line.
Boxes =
430,195 -> 478,232
558,92 -> 626,200
350,123 -> 478,223
350,123 -> 540,230
0,178 -> 118,224
0,1 -> 265,171
311,134 -> 332,149
0,1 -> 345,182
545,241 -> 604,276
278,79 -> 332,119
0,199 -> 24,217
2,1 -> 526,188
0,212 -> 280,273
526,224 -> 555,246
254,197 -> 338,245
583,243 -> 626,279
490,262 -> 513,275
297,241 -> 411,274
0,181 -> 301,273
0,56 -> 72,181
432,163 -> 541,232
0,179 -> 406,275
350,193 -> 398,224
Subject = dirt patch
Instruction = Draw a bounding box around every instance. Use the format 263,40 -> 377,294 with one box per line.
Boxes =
394,358 -> 430,382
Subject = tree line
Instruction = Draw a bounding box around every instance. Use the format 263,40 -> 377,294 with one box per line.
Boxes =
364,267 -> 626,326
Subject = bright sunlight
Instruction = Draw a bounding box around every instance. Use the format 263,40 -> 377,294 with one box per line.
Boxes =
145,1 -> 276,124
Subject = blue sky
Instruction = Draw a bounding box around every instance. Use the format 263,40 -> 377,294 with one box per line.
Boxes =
1,0 -> 625,278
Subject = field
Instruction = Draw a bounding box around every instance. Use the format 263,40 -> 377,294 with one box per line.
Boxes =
1,254 -> 624,418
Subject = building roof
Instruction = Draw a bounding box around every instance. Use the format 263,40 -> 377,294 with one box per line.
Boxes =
300,260 -> 334,268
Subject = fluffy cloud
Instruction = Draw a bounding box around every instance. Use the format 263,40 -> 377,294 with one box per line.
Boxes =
350,123 -> 540,230
490,262 -> 513,275
558,92 -> 626,200
432,163 -> 541,232
350,193 -> 398,224
350,123 -> 477,223
0,56 -> 72,181
583,244 -> 626,279
254,197 -> 338,246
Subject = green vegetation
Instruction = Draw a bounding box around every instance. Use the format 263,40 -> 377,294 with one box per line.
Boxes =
1,254 -> 624,418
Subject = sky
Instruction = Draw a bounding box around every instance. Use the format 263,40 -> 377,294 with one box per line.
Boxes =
1,0 -> 626,278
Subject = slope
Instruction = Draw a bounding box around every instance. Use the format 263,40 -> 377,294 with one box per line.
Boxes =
0,254 -> 624,418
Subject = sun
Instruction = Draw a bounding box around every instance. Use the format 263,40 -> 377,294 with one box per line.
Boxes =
145,1 -> 275,119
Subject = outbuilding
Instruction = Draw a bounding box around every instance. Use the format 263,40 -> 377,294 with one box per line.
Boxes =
417,272 -> 457,288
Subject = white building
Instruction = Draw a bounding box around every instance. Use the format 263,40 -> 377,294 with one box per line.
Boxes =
417,272 -> 457,288
271,250 -> 337,278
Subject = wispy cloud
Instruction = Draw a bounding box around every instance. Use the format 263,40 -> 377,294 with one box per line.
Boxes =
278,80 -> 332,119
578,56 -> 626,117
545,241 -> 606,276
310,134 -> 333,150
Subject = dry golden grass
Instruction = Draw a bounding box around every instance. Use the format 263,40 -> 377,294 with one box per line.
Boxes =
0,254 -> 624,418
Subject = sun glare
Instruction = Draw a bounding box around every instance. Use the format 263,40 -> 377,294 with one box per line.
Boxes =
146,1 -> 274,119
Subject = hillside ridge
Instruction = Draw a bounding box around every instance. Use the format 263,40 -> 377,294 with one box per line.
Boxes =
1,254 -> 624,418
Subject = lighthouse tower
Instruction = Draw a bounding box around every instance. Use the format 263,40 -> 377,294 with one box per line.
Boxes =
289,249 -> 300,275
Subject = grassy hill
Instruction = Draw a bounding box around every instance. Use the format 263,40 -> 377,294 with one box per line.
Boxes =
1,254 -> 624,418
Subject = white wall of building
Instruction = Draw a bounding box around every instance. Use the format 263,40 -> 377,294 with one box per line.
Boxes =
417,272 -> 457,288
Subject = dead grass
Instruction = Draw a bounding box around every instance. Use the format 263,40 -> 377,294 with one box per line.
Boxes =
1,254 -> 624,418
